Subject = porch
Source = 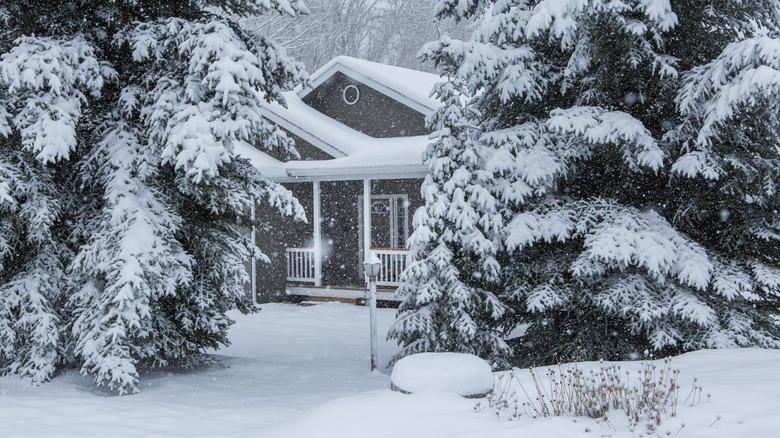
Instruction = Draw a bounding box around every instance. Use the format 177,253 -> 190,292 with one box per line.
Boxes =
250,176 -> 424,304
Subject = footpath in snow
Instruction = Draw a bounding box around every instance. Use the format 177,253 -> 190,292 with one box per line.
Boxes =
1,302 -> 779,438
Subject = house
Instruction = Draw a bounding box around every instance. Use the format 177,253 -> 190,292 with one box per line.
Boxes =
238,56 -> 442,304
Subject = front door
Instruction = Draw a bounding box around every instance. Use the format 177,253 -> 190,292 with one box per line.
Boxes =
357,194 -> 409,265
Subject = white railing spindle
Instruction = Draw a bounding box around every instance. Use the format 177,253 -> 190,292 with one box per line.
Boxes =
372,248 -> 409,287
286,247 -> 316,283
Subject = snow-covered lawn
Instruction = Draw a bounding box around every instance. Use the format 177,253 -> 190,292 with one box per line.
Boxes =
1,302 -> 779,438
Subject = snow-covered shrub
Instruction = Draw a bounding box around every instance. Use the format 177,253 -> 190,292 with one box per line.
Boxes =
477,358 -> 701,433
390,352 -> 494,397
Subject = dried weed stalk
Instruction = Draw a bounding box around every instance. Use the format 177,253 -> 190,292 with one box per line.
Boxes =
476,358 -> 705,432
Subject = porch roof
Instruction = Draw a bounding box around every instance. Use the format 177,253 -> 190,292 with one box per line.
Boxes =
235,90 -> 431,181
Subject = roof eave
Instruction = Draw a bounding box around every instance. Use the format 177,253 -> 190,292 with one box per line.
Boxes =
273,164 -> 428,182
260,107 -> 348,159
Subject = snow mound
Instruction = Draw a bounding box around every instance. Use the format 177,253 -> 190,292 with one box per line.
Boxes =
390,353 -> 493,398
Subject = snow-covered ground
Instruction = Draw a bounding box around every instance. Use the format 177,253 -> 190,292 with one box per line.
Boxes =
0,303 -> 397,437
1,303 -> 779,438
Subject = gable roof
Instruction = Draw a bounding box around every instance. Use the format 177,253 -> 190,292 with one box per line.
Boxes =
237,91 -> 429,180
237,57 -> 441,181
298,56 -> 444,115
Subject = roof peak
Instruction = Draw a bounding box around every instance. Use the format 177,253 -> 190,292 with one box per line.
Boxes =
300,56 -> 444,114
327,55 -> 436,75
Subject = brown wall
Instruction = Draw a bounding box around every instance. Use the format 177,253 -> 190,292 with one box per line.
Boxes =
302,72 -> 428,138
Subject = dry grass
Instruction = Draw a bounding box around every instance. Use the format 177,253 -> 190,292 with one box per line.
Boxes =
476,358 -> 707,432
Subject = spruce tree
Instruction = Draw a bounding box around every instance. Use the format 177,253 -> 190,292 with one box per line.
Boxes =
389,79 -> 509,365
0,0 -> 306,394
393,0 -> 780,366
668,32 -> 780,348
0,34 -> 104,385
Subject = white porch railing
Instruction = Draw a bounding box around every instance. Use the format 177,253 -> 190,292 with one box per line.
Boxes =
286,247 -> 316,283
373,248 -> 410,287
286,247 -> 409,287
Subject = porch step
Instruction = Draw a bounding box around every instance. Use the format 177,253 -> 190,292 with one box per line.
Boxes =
286,286 -> 401,302
297,296 -> 360,306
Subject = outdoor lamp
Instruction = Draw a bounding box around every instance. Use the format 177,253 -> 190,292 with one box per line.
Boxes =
363,251 -> 382,371
363,253 -> 382,279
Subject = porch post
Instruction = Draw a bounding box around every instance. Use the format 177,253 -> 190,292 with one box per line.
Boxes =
250,202 -> 257,304
363,179 -> 371,260
313,180 -> 322,287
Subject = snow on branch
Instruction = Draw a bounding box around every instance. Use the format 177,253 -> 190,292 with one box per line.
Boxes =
678,36 -> 780,120
525,0 -> 678,49
433,0 -> 487,20
119,18 -> 305,182
593,275 -> 670,323
482,106 -> 663,206
0,36 -> 103,164
546,106 -> 665,171
506,199 -> 712,290
575,204 -> 711,291
751,262 -> 780,297
711,259 -> 759,301
421,37 -> 548,104
673,36 -> 780,179
0,157 -> 21,211
235,0 -> 310,17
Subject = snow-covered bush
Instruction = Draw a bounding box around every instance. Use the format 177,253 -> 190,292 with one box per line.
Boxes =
392,0 -> 780,367
390,352 -> 494,397
477,358 -> 701,433
0,0 -> 306,394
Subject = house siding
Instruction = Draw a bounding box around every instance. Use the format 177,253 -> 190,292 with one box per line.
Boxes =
259,127 -> 334,162
253,182 -> 314,302
302,72 -> 428,138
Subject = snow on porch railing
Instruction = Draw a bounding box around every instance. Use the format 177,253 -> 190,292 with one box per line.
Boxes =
373,248 -> 410,287
286,247 -> 316,283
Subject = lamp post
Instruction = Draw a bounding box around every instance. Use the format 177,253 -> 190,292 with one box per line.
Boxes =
363,252 -> 382,371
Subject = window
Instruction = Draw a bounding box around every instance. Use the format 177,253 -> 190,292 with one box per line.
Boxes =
342,84 -> 360,105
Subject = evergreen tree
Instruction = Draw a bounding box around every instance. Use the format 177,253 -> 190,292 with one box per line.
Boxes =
668,32 -> 780,347
389,79 -> 509,365
393,0 -> 780,366
0,1 -> 306,394
0,34 -> 104,385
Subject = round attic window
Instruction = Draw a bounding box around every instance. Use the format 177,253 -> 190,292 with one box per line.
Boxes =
342,84 -> 360,105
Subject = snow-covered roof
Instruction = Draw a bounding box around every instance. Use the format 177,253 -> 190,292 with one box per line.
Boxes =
299,56 -> 444,114
236,57 -> 440,181
233,140 -> 288,179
